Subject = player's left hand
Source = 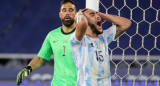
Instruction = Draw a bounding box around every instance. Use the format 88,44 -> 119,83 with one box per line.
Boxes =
16,66 -> 32,85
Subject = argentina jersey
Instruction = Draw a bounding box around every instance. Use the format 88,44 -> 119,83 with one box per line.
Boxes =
70,25 -> 116,86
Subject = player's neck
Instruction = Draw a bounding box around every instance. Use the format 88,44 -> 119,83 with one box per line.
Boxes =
86,27 -> 99,38
62,24 -> 75,33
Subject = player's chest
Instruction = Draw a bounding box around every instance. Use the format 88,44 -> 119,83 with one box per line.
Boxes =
50,36 -> 70,47
88,40 -> 107,62
50,35 -> 72,57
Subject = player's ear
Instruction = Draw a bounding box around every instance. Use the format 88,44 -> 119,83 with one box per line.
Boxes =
59,12 -> 62,18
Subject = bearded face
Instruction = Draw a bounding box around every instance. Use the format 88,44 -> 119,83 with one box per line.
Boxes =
88,22 -> 103,35
61,16 -> 74,27
87,14 -> 103,35
83,9 -> 103,35
59,2 -> 76,27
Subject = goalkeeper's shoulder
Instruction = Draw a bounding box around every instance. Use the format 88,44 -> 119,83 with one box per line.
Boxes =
45,26 -> 62,39
48,26 -> 62,34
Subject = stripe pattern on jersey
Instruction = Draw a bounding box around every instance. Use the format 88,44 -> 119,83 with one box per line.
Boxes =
70,25 -> 116,86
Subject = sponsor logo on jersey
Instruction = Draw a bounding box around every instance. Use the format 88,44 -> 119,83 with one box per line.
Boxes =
53,40 -> 58,43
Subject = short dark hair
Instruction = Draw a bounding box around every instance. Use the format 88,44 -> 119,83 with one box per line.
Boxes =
82,8 -> 88,13
60,0 -> 77,9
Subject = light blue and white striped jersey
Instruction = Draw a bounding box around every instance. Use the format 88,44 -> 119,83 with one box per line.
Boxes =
70,25 -> 116,86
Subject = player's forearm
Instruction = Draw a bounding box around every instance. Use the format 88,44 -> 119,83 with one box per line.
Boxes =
98,12 -> 131,30
75,18 -> 88,41
75,10 -> 88,41
28,56 -> 44,71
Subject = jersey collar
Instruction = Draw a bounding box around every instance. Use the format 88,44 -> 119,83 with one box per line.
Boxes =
61,27 -> 76,35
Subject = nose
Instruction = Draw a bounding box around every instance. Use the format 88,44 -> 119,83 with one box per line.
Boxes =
97,15 -> 101,21
65,11 -> 71,16
66,13 -> 70,16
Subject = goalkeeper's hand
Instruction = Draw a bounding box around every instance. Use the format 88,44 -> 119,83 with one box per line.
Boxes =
16,66 -> 32,85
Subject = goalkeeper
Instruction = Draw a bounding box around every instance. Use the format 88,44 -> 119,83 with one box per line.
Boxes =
16,0 -> 77,86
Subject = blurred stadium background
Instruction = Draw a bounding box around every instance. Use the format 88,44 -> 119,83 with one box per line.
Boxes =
0,0 -> 160,86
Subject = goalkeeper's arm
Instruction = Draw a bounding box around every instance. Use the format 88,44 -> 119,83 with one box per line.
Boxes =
16,56 -> 44,85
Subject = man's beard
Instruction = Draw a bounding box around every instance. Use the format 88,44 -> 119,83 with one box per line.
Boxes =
61,18 -> 74,27
89,23 -> 103,35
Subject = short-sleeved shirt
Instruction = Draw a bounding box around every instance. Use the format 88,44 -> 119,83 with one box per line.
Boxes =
38,27 -> 77,86
70,25 -> 116,86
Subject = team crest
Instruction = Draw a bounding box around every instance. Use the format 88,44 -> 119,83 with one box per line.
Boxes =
63,38 -> 68,43
100,42 -> 105,49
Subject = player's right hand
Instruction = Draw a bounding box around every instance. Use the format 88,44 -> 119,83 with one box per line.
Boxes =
16,66 -> 32,85
75,9 -> 87,24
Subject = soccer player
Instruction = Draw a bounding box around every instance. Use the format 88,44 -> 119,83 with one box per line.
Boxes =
70,8 -> 131,86
16,0 -> 77,86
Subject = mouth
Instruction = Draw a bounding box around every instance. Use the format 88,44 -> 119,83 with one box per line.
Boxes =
64,16 -> 71,21
97,21 -> 102,29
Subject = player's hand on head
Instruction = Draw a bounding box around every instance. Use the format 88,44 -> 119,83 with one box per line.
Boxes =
75,9 -> 88,24
16,66 -> 32,85
97,12 -> 103,18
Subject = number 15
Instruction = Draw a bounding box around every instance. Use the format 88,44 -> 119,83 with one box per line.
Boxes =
95,51 -> 104,62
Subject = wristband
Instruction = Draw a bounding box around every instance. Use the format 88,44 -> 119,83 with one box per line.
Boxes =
24,66 -> 32,72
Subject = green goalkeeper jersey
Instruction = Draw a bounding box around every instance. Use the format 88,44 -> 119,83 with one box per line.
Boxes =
38,27 -> 77,86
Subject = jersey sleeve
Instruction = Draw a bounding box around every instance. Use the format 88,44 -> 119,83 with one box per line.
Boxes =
102,25 -> 117,44
38,32 -> 53,61
70,32 -> 85,68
